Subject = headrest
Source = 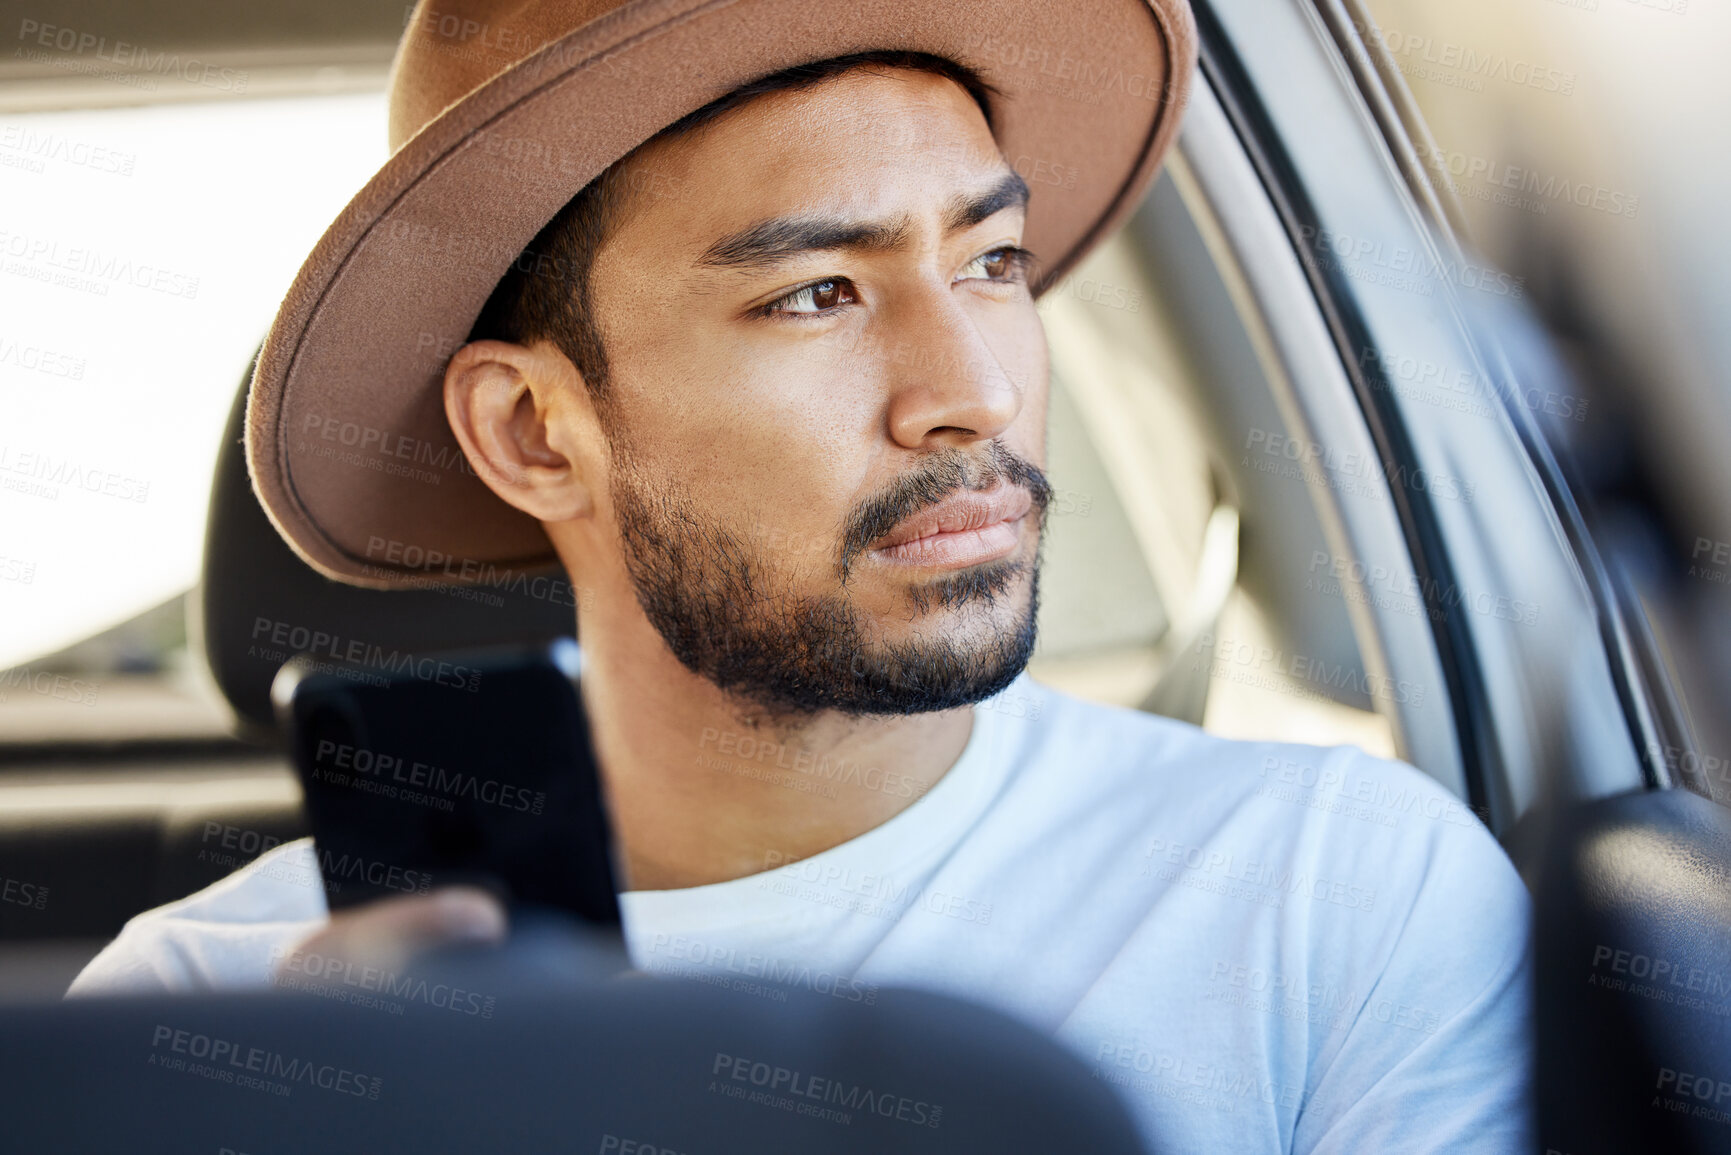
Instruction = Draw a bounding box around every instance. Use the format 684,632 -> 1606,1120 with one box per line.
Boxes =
196,357 -> 576,738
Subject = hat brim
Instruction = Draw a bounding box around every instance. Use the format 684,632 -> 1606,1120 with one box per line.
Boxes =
247,0 -> 1195,589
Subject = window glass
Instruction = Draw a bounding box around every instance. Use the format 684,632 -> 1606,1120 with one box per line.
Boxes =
1359,0 -> 1731,799
1033,186 -> 1397,759
0,93 -> 384,737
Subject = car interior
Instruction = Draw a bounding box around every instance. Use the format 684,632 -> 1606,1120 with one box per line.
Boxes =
0,113 -> 1420,991
2,0 -> 1728,1151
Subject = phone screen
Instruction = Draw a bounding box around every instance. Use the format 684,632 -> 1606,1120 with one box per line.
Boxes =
275,639 -> 621,932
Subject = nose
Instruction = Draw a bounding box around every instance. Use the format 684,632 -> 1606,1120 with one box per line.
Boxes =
881,285 -> 1027,452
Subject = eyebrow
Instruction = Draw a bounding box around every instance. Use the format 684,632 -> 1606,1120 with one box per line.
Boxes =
697,170 -> 1031,271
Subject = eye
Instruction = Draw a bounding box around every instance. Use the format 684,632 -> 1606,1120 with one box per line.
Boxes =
764,278 -> 858,317
956,245 -> 1033,285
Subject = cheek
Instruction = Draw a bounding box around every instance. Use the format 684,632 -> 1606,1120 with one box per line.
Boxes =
614,346 -> 882,558
1004,300 -> 1049,395
974,300 -> 1050,448
728,361 -> 881,552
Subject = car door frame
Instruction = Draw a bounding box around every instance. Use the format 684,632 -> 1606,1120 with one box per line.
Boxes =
1182,0 -> 1664,836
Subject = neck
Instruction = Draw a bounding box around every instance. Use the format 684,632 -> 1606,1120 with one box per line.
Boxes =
574,597 -> 975,892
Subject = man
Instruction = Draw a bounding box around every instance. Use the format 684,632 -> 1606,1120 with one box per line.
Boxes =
72,1 -> 1531,1150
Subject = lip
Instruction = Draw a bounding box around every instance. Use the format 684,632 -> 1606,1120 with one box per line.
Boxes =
870,485 -> 1032,568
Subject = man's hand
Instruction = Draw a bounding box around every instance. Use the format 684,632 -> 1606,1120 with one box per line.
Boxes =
276,887 -> 508,979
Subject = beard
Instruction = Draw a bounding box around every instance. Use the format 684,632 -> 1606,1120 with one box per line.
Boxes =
609,439 -> 1050,719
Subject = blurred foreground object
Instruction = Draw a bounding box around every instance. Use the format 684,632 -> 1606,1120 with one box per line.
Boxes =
3,920 -> 1146,1153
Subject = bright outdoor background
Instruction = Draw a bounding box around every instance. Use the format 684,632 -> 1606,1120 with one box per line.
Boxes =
0,93 -> 385,670
3,1 -> 1730,756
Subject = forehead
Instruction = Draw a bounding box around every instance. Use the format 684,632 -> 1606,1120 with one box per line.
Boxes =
598,68 -> 1014,262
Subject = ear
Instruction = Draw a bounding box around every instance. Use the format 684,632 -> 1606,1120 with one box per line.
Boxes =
442,338 -> 601,523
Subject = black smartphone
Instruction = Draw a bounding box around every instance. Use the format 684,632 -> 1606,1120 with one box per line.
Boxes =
271,638 -> 621,934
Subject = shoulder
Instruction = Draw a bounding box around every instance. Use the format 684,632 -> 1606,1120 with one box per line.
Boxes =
66,837 -> 329,997
1000,686 -> 1533,1146
1007,673 -> 1531,964
1001,676 -> 1526,927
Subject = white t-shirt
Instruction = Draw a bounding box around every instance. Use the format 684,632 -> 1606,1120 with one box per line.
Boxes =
69,674 -> 1531,1153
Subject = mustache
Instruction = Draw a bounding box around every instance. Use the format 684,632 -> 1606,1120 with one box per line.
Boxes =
838,441 -> 1053,578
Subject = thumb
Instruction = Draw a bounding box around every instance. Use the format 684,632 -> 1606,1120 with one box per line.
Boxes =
277,886 -> 508,978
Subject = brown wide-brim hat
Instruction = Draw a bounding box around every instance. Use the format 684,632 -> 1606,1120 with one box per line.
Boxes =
247,0 -> 1196,589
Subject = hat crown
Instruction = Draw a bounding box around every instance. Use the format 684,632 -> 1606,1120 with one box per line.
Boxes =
390,0 -> 621,151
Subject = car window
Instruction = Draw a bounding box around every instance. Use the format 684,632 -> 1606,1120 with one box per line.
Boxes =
1357,0 -> 1731,804
0,93 -> 385,742
1035,189 -> 1398,759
